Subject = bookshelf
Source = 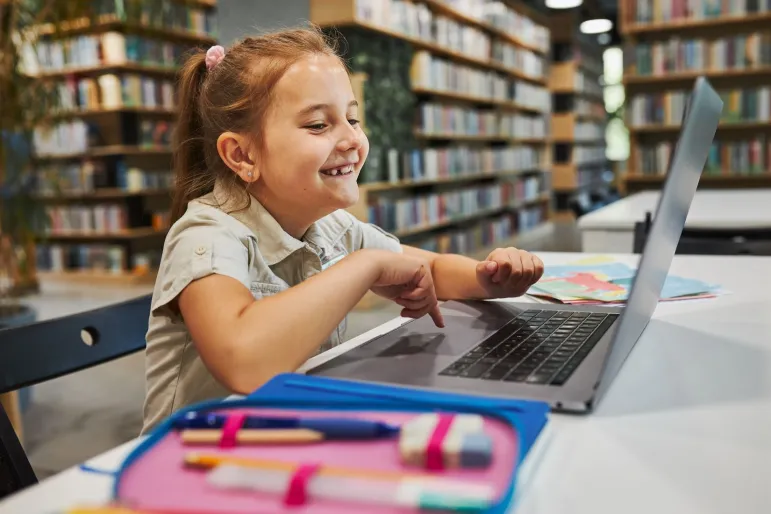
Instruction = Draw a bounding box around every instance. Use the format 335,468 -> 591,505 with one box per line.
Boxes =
22,0 -> 217,284
620,0 -> 771,193
311,0 -> 554,258
547,11 -> 610,220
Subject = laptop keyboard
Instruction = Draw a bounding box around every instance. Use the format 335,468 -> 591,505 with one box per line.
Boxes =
439,310 -> 619,386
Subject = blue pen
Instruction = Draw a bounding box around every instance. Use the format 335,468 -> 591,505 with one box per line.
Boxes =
173,412 -> 401,440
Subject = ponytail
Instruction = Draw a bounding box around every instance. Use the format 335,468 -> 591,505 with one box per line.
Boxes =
171,50 -> 210,222
168,27 -> 345,224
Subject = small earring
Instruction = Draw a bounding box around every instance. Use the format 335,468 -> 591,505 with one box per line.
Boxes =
247,172 -> 253,178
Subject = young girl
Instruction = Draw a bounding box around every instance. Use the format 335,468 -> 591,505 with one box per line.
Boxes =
142,27 -> 545,432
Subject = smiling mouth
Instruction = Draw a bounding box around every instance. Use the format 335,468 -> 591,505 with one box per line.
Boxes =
320,164 -> 355,177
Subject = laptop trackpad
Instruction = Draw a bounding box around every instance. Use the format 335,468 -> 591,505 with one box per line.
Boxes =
308,300 -> 523,381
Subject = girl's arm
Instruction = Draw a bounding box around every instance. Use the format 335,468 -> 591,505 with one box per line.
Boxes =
401,245 -> 545,300
177,248 -> 441,394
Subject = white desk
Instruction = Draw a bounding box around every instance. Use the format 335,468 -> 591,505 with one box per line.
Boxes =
578,190 -> 771,253
2,252 -> 770,514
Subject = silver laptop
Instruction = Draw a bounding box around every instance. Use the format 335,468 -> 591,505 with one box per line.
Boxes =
309,77 -> 723,413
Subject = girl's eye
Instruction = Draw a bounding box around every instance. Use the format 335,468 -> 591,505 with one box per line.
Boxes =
306,123 -> 327,131
348,119 -> 360,126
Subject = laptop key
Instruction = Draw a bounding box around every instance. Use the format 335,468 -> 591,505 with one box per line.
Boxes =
481,365 -> 510,380
550,314 -> 618,385
459,363 -> 488,378
504,370 -> 532,382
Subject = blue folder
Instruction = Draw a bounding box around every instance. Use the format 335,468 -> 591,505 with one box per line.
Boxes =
249,373 -> 551,467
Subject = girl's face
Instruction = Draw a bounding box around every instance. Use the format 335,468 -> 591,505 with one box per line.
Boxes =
253,53 -> 368,225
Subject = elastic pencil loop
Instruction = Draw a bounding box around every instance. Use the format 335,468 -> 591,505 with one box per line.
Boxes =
426,414 -> 454,470
219,412 -> 247,448
283,463 -> 321,506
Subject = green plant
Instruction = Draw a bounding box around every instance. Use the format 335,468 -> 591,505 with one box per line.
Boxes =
0,1 -> 97,300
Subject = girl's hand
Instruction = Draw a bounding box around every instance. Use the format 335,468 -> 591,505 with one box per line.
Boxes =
368,251 -> 445,327
475,247 -> 544,299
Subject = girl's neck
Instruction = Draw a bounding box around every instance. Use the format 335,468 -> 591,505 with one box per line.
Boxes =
249,189 -> 318,240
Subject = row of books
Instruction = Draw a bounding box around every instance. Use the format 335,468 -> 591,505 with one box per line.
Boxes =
417,103 -> 546,138
35,243 -> 162,274
563,122 -> 604,142
576,98 -> 607,119
45,204 -> 129,234
411,51 -> 550,110
630,87 -> 771,126
491,40 -> 546,78
32,118 -> 171,156
36,244 -> 128,274
96,0 -> 217,36
632,33 -> 771,77
35,162 -> 172,196
354,0 -> 546,77
56,74 -> 175,112
368,180 -> 539,233
365,145 -> 542,184
632,0 -> 771,24
412,212 -> 516,254
139,120 -> 173,147
441,0 -> 550,53
410,202 -> 545,253
26,32 -> 191,75
635,137 -> 769,175
574,70 -> 603,98
573,145 -> 607,164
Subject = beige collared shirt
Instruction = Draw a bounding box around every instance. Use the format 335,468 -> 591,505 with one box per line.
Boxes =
142,183 -> 401,432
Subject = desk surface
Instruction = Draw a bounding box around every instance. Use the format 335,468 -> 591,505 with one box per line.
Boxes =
2,253 -> 770,514
578,189 -> 771,230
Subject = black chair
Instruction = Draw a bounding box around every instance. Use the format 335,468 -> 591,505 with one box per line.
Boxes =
633,211 -> 771,255
0,294 -> 151,499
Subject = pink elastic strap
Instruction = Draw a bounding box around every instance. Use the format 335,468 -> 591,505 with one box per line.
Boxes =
283,463 -> 321,506
218,412 -> 247,448
425,414 -> 455,470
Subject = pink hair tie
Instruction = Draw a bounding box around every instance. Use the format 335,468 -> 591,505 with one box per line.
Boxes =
205,45 -> 225,70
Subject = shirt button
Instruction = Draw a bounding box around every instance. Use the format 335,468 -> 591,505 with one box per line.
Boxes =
195,246 -> 207,255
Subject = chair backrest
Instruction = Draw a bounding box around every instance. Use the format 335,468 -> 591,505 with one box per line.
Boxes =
0,293 -> 151,499
633,212 -> 771,255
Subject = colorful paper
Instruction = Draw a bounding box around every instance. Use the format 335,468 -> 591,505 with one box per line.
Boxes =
528,256 -> 723,305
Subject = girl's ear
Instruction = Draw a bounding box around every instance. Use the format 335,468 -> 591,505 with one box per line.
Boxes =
216,132 -> 259,182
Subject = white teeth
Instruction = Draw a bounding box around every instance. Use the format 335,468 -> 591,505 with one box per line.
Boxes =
321,164 -> 354,176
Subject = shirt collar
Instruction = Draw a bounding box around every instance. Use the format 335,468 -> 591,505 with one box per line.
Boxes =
207,180 -> 344,266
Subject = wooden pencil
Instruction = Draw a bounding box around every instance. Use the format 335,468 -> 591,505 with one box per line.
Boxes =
180,428 -> 324,445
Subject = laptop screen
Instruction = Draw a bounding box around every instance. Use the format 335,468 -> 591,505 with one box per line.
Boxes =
594,78 -> 723,402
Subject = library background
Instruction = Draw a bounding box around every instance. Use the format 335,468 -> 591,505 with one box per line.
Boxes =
1,0 -> 771,481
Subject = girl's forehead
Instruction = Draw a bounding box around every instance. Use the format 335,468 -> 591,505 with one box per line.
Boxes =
274,54 -> 352,106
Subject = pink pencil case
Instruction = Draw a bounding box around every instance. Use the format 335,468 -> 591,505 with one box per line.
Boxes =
110,392 -> 532,513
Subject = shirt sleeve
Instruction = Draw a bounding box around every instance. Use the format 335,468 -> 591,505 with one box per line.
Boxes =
353,218 -> 403,253
151,215 -> 252,314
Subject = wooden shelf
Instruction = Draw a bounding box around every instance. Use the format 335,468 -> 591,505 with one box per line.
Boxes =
29,63 -> 177,80
421,0 -> 548,55
29,9 -> 217,42
629,121 -> 771,134
36,188 -> 171,201
414,131 -> 548,144
412,88 -> 546,113
623,13 -> 771,37
360,169 -> 544,192
40,227 -> 168,241
34,145 -> 172,161
624,67 -> 771,87
317,19 -> 547,84
48,107 -> 176,118
38,269 -> 158,286
392,194 -> 550,238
